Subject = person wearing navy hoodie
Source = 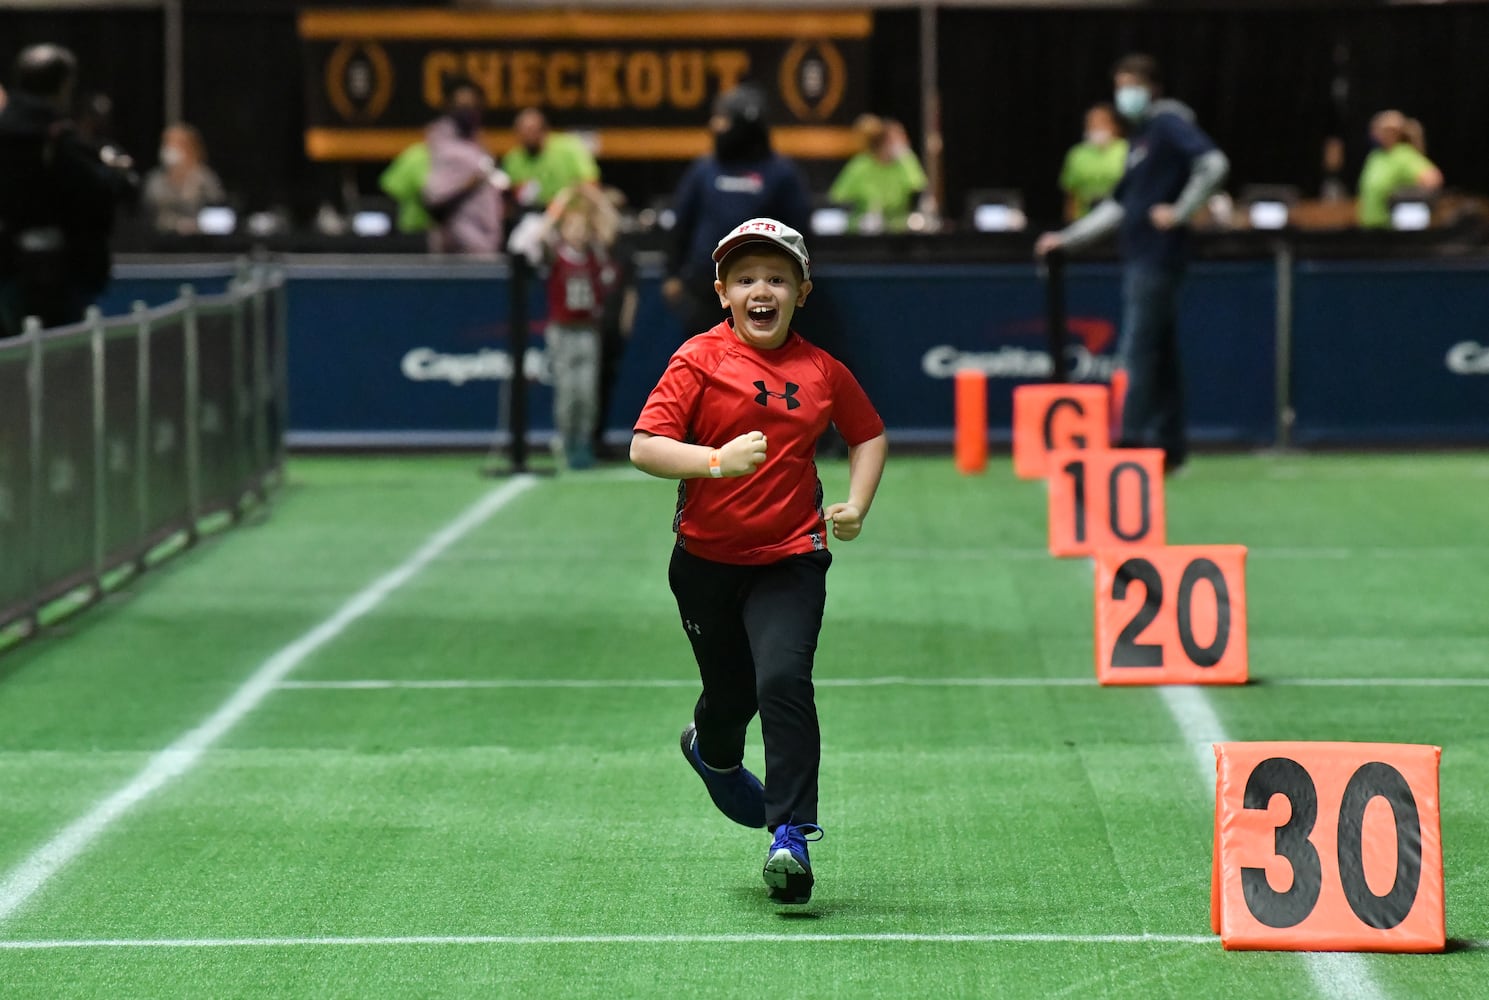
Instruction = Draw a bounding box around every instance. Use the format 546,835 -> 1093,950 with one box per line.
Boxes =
1036,54 -> 1229,475
663,84 -> 813,339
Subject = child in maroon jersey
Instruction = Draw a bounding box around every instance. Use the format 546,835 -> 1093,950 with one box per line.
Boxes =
536,185 -> 617,469
631,218 -> 888,905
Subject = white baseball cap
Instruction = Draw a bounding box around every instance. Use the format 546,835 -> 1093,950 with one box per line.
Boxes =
712,218 -> 811,281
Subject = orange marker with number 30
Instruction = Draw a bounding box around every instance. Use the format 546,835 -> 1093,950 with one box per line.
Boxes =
1212,742 -> 1445,952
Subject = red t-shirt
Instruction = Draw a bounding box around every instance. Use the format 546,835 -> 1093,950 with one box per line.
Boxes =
634,321 -> 884,565
546,243 -> 613,325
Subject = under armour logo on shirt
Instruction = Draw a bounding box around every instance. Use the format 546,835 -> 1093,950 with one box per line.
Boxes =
754,381 -> 801,410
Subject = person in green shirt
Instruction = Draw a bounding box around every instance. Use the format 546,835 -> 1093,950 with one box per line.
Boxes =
1058,103 -> 1128,222
827,115 -> 927,233
1357,110 -> 1442,229
378,140 -> 432,234
502,108 -> 601,209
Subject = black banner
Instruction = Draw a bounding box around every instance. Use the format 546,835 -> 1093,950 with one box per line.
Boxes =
298,9 -> 870,160
36,333 -> 97,599
0,341 -> 33,625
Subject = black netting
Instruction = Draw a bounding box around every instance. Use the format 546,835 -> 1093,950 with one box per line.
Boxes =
144,313 -> 191,542
101,324 -> 145,565
0,339 -> 34,625
263,278 -> 287,469
195,304 -> 244,515
2,270 -> 286,643
246,287 -> 267,474
35,331 -> 97,598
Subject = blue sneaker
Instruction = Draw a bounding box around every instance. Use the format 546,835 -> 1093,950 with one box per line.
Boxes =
679,723 -> 765,828
762,822 -> 823,904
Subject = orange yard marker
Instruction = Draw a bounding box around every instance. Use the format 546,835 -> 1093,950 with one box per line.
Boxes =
1011,384 -> 1110,480
1047,448 -> 1165,557
955,369 -> 988,475
1094,546 -> 1248,685
1211,742 -> 1445,952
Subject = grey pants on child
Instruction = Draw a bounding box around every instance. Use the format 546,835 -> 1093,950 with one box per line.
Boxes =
547,323 -> 600,446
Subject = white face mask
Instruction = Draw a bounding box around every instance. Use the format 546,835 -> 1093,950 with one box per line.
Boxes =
1115,85 -> 1151,120
1086,129 -> 1113,147
160,146 -> 185,168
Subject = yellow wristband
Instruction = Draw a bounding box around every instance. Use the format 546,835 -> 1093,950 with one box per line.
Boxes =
708,449 -> 723,478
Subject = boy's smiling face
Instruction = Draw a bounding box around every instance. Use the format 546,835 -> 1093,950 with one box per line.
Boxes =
714,247 -> 813,350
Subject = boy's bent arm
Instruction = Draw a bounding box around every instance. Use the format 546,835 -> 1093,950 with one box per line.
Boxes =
630,431 -> 769,480
823,433 -> 888,541
630,432 -> 712,479
845,433 -> 888,516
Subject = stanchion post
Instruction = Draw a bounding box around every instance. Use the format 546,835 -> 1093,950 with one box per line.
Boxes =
1042,247 -> 1070,383
1273,238 -> 1295,450
507,253 -> 531,472
483,249 -> 553,478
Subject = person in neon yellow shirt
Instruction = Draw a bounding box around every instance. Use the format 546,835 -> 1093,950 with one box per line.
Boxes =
502,108 -> 601,209
378,141 -> 432,234
1357,110 -> 1442,228
827,115 -> 927,233
1058,103 -> 1128,222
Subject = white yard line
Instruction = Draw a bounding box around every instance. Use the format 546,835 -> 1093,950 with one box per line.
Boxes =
0,932 -> 1218,949
1158,687 -> 1232,788
5,931 -> 1477,952
1158,686 -> 1390,1000
1269,678 -> 1489,688
1264,464 -> 1489,481
275,676 -> 1099,690
274,676 -> 1489,691
0,477 -> 537,926
841,546 -> 1486,562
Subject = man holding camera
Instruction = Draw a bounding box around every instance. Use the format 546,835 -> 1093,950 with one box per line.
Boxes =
0,44 -> 138,337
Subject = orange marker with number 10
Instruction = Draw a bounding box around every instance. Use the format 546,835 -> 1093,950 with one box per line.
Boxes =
1047,448 -> 1165,558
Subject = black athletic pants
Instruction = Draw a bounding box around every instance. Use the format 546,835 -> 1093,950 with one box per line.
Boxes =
668,545 -> 831,829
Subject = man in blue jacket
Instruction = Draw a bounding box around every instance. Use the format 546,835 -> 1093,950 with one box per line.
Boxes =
1036,54 -> 1229,474
663,85 -> 813,338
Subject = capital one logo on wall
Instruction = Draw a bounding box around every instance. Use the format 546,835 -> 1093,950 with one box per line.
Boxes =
920,317 -> 1119,383
1445,341 -> 1489,375
401,346 -> 551,387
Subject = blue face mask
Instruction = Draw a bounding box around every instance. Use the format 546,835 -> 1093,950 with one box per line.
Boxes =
1115,85 -> 1150,120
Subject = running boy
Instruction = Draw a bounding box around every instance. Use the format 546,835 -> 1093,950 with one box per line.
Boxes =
630,218 -> 888,904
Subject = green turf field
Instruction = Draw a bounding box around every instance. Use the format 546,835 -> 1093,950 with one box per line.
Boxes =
0,452 -> 1486,998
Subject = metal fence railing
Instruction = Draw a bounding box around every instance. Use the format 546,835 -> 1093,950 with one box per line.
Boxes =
0,264 -> 287,644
